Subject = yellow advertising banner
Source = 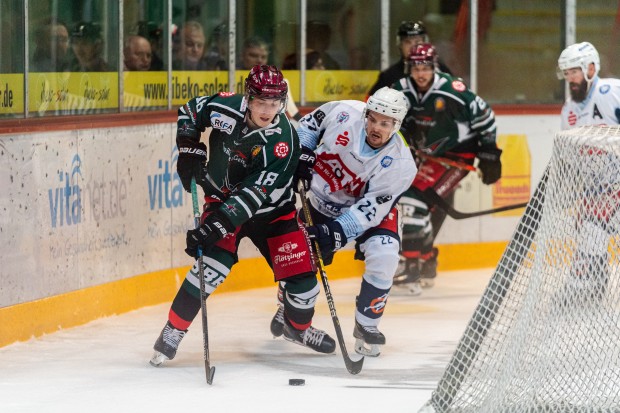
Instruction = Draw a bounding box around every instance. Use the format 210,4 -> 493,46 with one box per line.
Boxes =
170,71 -> 247,106
28,72 -> 118,114
305,70 -> 376,102
492,134 -> 531,216
0,74 -> 24,116
124,71 -> 168,109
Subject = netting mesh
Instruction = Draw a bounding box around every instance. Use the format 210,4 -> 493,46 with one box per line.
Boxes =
422,126 -> 620,413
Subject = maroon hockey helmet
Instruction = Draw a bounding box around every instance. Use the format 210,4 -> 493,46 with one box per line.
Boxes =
408,43 -> 437,67
244,65 -> 288,100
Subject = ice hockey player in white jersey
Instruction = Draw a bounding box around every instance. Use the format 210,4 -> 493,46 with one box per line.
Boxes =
269,87 -> 418,357
557,42 -> 620,300
557,41 -> 620,129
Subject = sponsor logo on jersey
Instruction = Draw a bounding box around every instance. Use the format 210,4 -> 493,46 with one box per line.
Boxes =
434,97 -> 446,111
278,242 -> 298,254
224,203 -> 239,216
315,153 -> 365,197
336,131 -> 350,146
273,241 -> 307,265
336,111 -> 350,123
251,145 -> 263,158
274,141 -> 289,158
265,127 -> 282,136
364,293 -> 388,315
218,91 -> 235,97
568,110 -> 577,126
210,112 -> 236,135
451,80 -> 466,92
600,84 -> 610,94
380,156 -> 393,168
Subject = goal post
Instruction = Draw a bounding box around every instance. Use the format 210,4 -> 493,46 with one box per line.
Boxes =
419,125 -> 620,413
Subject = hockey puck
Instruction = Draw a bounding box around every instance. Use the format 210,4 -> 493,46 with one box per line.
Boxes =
288,378 -> 305,386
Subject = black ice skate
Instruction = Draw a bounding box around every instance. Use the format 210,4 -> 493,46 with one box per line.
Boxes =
392,256 -> 422,296
353,321 -> 385,357
420,247 -> 439,288
270,305 -> 285,338
150,321 -> 187,367
282,318 -> 336,354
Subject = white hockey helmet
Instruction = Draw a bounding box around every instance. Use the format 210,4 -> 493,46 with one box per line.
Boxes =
556,42 -> 600,82
365,87 -> 409,132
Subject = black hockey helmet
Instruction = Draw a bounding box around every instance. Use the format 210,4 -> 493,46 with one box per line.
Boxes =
397,21 -> 428,42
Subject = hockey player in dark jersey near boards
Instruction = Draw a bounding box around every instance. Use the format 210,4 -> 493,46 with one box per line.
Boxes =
150,65 -> 335,367
391,43 -> 502,295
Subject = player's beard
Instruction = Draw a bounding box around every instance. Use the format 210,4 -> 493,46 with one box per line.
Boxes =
569,79 -> 588,103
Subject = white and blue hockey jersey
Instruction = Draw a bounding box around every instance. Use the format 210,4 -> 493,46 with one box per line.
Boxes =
297,100 -> 417,241
561,77 -> 620,130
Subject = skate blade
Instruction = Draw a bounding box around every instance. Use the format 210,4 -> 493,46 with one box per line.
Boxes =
390,283 -> 423,296
354,338 -> 381,357
149,351 -> 169,367
420,278 -> 435,289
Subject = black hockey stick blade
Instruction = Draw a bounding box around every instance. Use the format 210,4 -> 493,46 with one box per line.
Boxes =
192,177 -> 216,385
298,182 -> 364,375
422,188 -> 528,220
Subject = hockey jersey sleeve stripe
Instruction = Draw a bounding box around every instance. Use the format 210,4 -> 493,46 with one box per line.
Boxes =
242,186 -> 263,206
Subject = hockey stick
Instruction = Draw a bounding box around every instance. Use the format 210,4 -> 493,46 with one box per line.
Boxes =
298,183 -> 364,375
191,177 -> 216,385
415,150 -> 478,173
421,188 -> 528,220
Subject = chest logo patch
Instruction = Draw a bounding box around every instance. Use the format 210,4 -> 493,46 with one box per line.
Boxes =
600,84 -> 610,94
337,111 -> 350,123
451,80 -> 466,92
210,112 -> 236,135
380,156 -> 393,168
274,142 -> 289,158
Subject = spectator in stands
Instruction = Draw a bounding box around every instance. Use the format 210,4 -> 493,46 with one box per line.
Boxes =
136,21 -> 164,70
31,18 -> 72,72
307,20 -> 340,70
282,50 -> 326,70
172,21 -> 210,70
123,35 -> 152,71
239,36 -> 269,70
70,22 -> 109,72
204,22 -> 228,70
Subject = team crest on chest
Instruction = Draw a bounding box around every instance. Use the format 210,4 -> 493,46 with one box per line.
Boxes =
336,111 -> 350,123
274,142 -> 289,158
451,80 -> 466,92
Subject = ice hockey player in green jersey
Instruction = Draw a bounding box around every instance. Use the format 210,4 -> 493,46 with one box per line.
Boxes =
150,65 -> 335,368
391,43 -> 502,295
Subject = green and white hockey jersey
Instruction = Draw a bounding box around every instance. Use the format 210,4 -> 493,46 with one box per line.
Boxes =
392,72 -> 497,155
177,93 -> 299,227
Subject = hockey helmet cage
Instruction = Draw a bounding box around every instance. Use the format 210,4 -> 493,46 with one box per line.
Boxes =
557,42 -> 600,81
245,65 -> 288,100
365,87 -> 409,136
408,43 -> 437,68
397,20 -> 428,42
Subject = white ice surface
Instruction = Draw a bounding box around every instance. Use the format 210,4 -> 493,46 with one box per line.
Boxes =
0,268 -> 491,413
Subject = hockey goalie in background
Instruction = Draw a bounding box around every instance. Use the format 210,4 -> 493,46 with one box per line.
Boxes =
557,41 -> 620,297
390,43 -> 502,295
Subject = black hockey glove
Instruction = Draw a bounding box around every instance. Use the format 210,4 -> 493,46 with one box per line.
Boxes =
294,146 -> 316,192
185,213 -> 235,259
177,136 -> 208,192
477,146 -> 502,185
306,220 -> 347,266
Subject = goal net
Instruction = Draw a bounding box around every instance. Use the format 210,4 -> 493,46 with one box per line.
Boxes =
420,125 -> 620,413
